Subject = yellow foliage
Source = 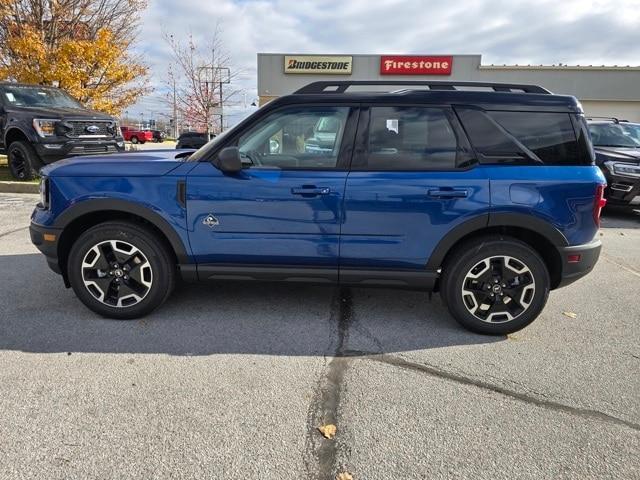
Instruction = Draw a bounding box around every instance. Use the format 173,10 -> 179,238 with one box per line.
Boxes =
0,26 -> 149,115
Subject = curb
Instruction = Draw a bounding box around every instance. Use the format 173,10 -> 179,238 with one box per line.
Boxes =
0,181 -> 39,194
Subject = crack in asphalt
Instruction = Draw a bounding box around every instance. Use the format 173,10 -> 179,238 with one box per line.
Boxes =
0,226 -> 28,239
304,287 -> 353,480
341,350 -> 640,432
602,253 -> 640,278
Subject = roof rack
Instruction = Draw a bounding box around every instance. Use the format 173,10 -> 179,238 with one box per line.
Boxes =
294,81 -> 551,95
585,116 -> 628,123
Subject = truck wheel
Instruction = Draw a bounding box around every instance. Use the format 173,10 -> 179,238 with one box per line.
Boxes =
441,236 -> 550,335
130,136 -> 139,144
8,141 -> 43,180
67,221 -> 176,319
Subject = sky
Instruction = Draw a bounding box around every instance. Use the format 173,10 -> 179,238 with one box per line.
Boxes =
131,0 -> 640,126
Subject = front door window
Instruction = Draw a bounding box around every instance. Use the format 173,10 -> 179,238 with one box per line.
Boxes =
237,107 -> 350,169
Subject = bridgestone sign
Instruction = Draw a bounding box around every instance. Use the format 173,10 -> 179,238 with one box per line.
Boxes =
284,56 -> 353,74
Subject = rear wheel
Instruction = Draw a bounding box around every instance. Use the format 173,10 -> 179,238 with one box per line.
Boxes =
8,141 -> 43,180
441,237 -> 550,335
130,136 -> 139,144
67,222 -> 175,319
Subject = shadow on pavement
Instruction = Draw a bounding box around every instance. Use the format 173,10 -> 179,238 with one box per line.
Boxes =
601,206 -> 640,229
0,253 -> 500,356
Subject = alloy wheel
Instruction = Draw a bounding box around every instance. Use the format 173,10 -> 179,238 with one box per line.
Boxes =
9,148 -> 27,179
461,255 -> 535,323
81,240 -> 153,308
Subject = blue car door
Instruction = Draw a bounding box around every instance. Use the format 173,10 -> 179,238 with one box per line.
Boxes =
340,105 -> 490,287
186,105 -> 358,282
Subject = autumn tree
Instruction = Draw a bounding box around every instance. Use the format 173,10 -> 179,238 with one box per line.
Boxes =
0,0 -> 150,114
164,26 -> 241,138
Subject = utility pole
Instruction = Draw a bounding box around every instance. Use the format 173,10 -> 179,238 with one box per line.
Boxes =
219,76 -> 223,133
172,75 -> 178,139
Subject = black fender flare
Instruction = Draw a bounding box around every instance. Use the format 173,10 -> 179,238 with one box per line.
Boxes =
4,125 -> 37,147
426,212 -> 568,269
55,198 -> 190,264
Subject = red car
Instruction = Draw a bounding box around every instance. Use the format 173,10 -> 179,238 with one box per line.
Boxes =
120,126 -> 153,144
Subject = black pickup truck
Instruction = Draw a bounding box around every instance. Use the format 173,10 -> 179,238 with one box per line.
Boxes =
0,82 -> 125,180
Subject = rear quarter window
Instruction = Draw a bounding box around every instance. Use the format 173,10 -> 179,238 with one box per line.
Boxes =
457,108 -> 592,166
488,111 -> 581,165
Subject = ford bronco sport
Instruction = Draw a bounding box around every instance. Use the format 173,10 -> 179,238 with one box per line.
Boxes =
0,82 -> 125,180
30,81 -> 606,334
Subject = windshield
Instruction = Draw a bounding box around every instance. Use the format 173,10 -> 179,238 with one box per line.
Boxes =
588,123 -> 640,148
620,123 -> 640,142
0,85 -> 83,109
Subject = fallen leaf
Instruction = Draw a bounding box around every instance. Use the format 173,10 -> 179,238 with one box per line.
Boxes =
562,311 -> 577,319
318,424 -> 337,439
336,473 -> 353,480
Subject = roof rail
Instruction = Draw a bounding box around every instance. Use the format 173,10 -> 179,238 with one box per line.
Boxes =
585,116 -> 628,123
294,81 -> 551,95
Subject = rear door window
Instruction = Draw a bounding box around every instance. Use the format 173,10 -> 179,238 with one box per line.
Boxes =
360,106 -> 460,170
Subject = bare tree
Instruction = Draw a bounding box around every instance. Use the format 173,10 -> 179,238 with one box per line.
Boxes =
163,25 -> 241,139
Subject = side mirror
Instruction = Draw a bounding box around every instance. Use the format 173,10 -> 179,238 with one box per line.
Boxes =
216,146 -> 242,173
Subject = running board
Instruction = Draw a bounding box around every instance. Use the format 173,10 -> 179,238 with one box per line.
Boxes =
179,264 -> 437,291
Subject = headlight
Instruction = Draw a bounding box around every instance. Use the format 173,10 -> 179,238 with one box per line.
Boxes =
39,177 -> 50,209
33,119 -> 58,137
605,161 -> 640,178
107,121 -> 122,136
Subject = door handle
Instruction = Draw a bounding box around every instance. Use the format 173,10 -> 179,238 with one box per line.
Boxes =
427,188 -> 469,199
291,186 -> 331,196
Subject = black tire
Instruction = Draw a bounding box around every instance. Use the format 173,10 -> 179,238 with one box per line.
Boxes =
7,141 -> 43,181
67,222 -> 175,319
130,136 -> 139,144
441,236 -> 550,335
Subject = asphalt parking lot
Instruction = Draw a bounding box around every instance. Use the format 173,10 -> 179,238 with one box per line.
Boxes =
0,193 -> 638,480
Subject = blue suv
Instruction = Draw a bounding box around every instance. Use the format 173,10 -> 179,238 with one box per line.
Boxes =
30,81 -> 606,334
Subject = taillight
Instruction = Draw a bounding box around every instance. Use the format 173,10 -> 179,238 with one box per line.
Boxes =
594,184 -> 607,227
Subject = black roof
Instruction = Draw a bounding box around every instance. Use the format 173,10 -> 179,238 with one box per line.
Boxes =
269,81 -> 582,113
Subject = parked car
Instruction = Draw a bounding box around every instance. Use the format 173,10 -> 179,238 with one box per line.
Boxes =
587,119 -> 640,208
30,80 -> 605,334
0,82 -> 124,180
176,132 -> 209,149
151,130 -> 165,143
120,126 -> 153,144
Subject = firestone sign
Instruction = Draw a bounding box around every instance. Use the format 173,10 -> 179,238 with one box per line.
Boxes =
284,55 -> 353,74
380,55 -> 453,75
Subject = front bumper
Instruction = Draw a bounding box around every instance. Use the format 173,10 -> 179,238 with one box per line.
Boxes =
34,138 -> 125,163
602,170 -> 640,206
29,221 -> 64,277
556,239 -> 602,288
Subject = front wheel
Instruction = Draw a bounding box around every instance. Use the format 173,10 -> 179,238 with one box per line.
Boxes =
8,141 -> 43,180
441,237 -> 550,335
67,222 -> 175,319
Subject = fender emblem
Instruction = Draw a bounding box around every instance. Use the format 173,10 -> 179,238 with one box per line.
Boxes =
203,214 -> 219,228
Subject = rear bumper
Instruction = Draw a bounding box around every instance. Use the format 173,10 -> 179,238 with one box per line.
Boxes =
29,222 -> 63,276
556,239 -> 602,288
